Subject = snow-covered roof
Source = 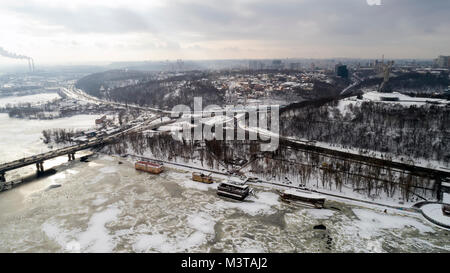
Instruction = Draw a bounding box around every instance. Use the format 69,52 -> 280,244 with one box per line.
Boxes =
221,181 -> 249,190
284,189 -> 325,200
136,161 -> 162,167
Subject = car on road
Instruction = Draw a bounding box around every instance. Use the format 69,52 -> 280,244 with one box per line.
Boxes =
443,204 -> 450,216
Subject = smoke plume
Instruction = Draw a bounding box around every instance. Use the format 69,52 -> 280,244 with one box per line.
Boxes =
0,46 -> 34,72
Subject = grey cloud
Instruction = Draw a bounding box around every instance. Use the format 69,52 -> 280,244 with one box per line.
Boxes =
7,0 -> 450,38
8,3 -> 156,34
3,0 -> 450,57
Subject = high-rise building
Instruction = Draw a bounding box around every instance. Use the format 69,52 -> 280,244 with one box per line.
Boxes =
289,62 -> 301,71
249,60 -> 258,70
249,60 -> 264,70
272,60 -> 283,69
435,55 -> 450,68
335,64 -> 349,78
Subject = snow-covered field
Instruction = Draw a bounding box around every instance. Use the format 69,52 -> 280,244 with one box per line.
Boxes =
335,90 -> 449,118
342,90 -> 449,107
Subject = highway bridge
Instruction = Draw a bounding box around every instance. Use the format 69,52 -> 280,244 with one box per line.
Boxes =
0,116 -> 176,190
0,131 -> 120,187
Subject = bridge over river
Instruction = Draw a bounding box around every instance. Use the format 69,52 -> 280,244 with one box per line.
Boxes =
0,116 -> 177,190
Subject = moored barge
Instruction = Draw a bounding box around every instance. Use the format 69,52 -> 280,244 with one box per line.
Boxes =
135,161 -> 164,174
217,181 -> 249,201
192,172 -> 213,184
280,189 -> 325,208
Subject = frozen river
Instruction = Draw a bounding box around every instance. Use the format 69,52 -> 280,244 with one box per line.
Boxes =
0,155 -> 449,253
0,92 -> 61,108
0,96 -> 449,253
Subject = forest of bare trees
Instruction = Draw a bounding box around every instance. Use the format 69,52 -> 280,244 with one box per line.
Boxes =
281,101 -> 450,164
42,128 -> 83,144
105,80 -> 225,109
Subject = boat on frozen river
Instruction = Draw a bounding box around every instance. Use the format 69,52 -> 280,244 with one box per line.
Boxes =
217,181 -> 250,200
135,161 -> 164,174
280,189 -> 325,208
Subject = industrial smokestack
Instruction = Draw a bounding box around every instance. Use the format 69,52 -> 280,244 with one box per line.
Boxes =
0,46 -> 34,72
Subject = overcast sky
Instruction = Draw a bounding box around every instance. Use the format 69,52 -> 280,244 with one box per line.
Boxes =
0,0 -> 449,65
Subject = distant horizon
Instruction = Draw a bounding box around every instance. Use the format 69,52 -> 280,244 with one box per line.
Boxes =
0,56 -> 443,69
0,52 -> 445,67
1,0 -> 449,66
